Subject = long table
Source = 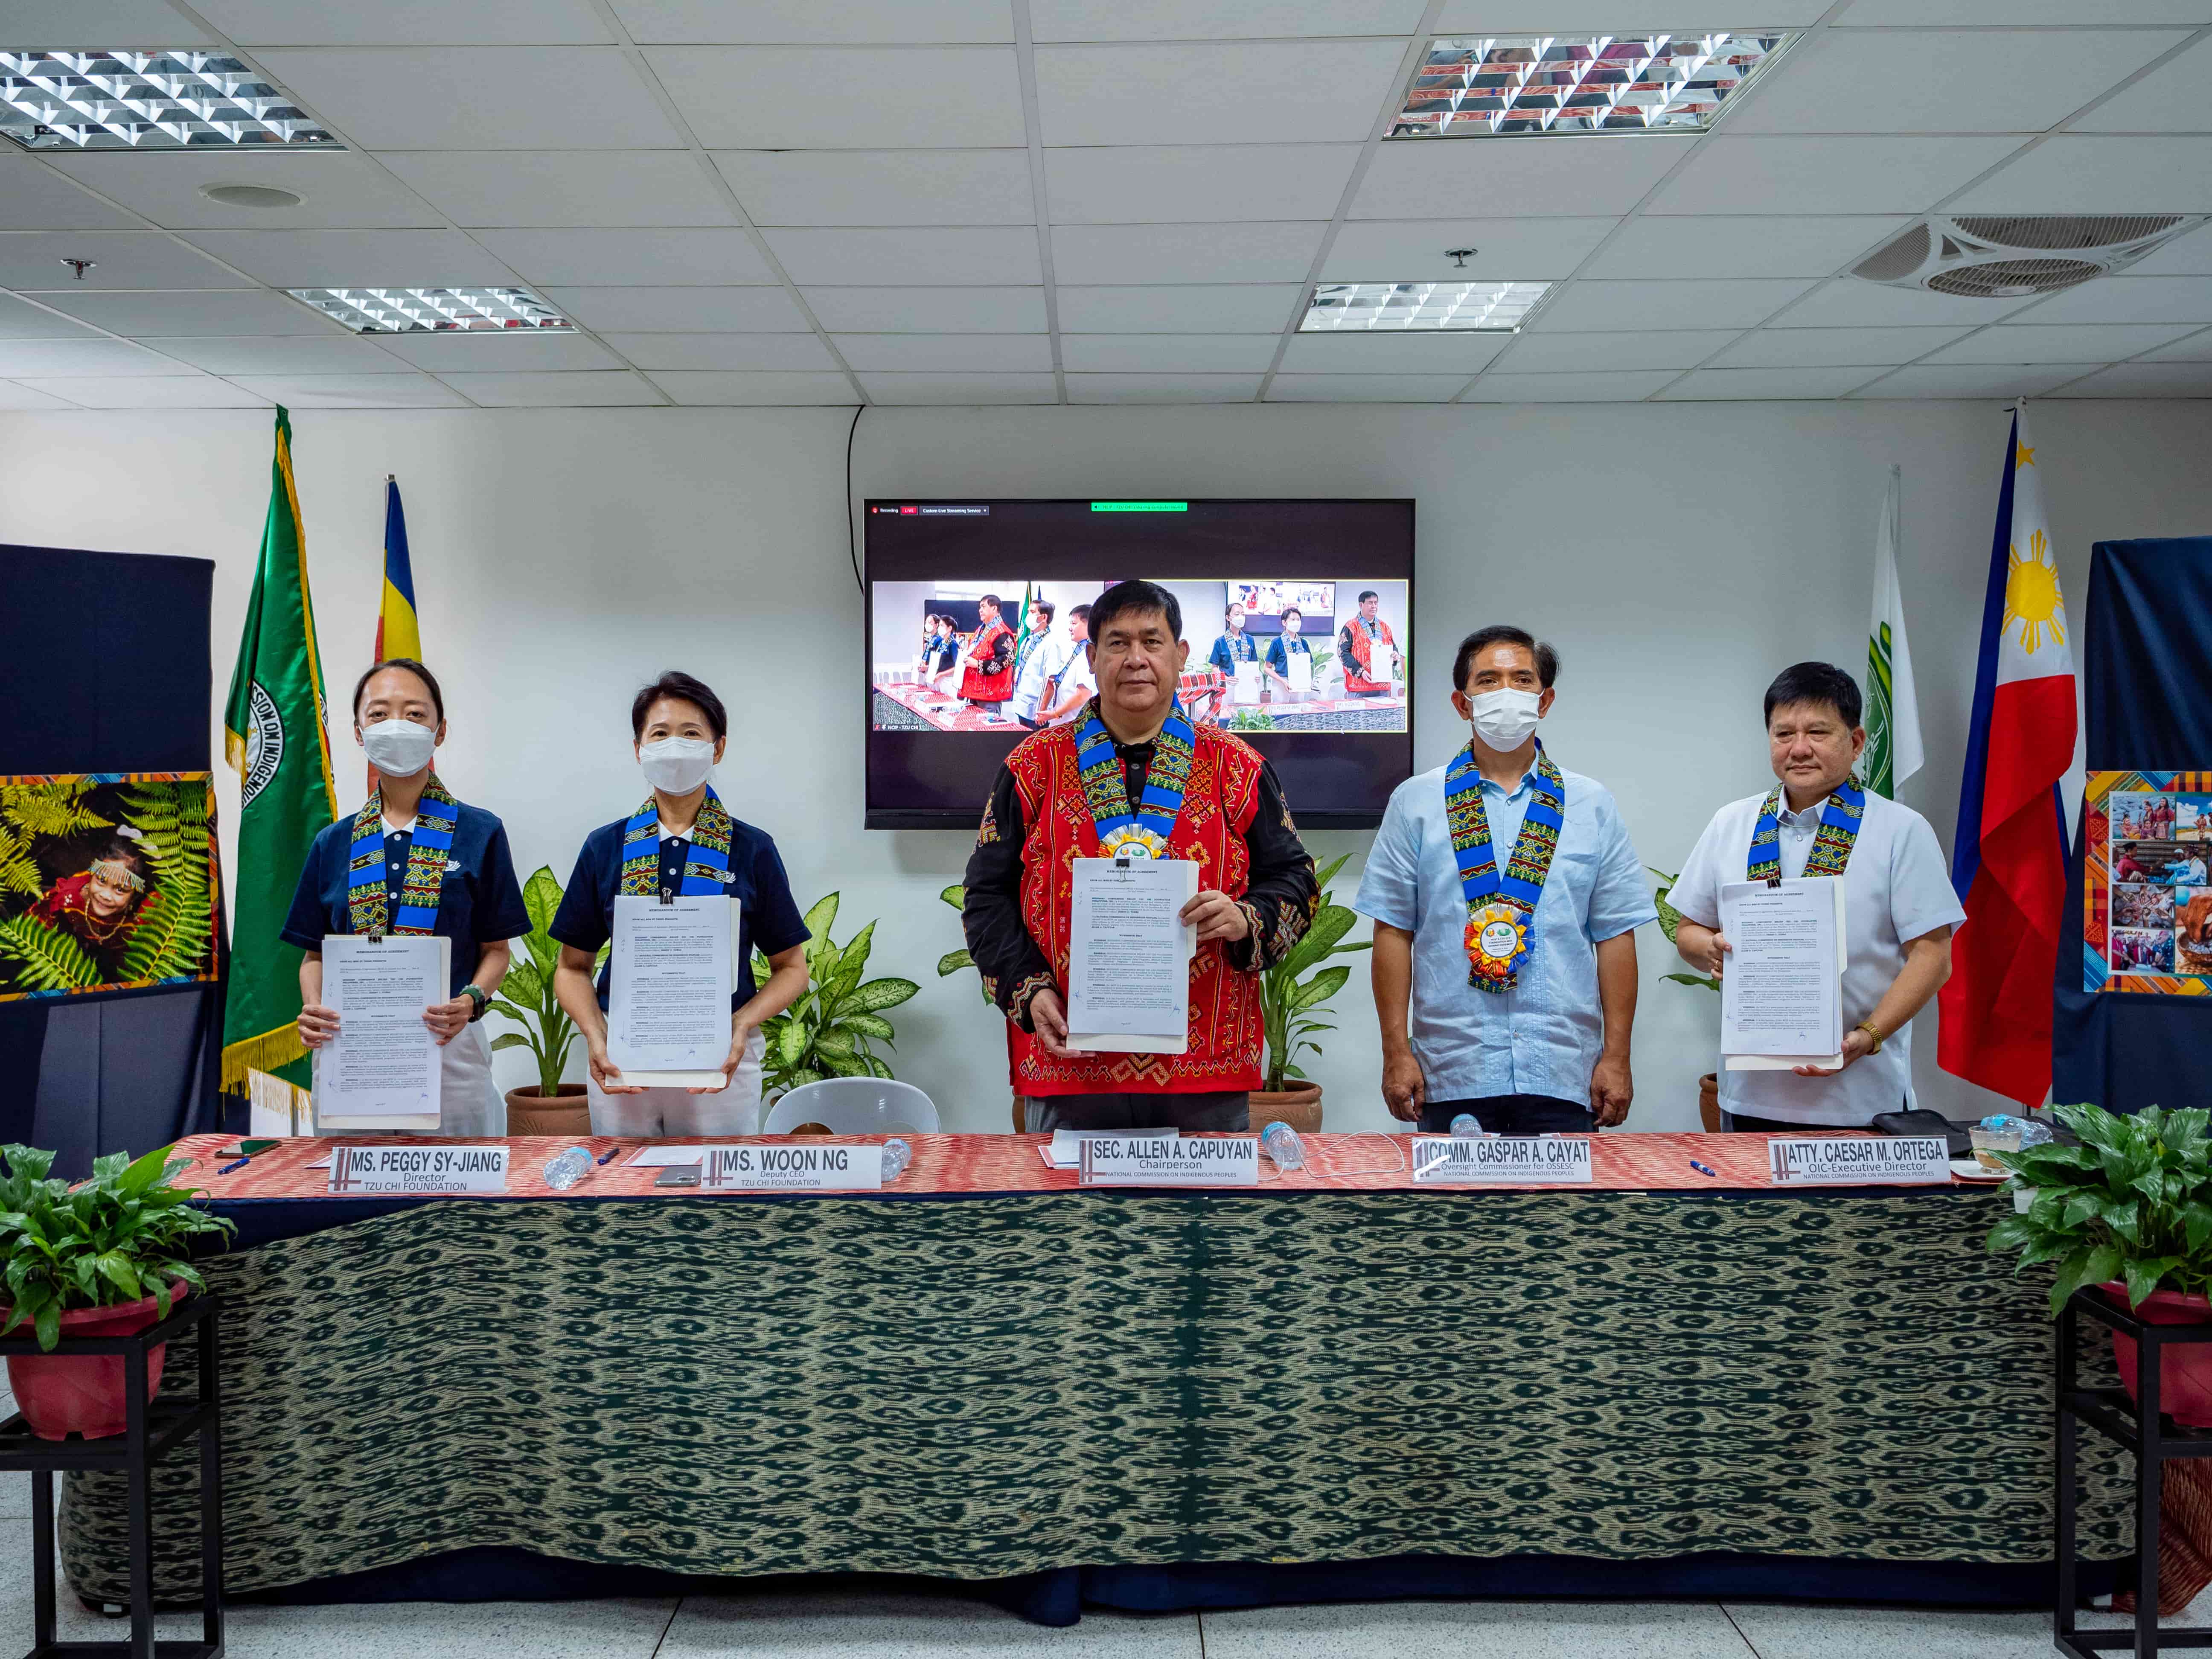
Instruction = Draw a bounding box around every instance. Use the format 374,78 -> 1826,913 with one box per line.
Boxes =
59,1131 -> 2133,1624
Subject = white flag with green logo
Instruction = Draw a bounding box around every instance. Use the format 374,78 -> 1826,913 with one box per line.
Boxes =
1863,464 -> 1924,797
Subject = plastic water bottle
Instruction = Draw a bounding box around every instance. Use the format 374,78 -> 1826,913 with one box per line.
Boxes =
883,1138 -> 913,1181
1260,1120 -> 1305,1170
1449,1113 -> 1483,1137
541,1146 -> 594,1190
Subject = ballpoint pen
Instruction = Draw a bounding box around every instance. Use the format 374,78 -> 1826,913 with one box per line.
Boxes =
1688,1159 -> 1719,1178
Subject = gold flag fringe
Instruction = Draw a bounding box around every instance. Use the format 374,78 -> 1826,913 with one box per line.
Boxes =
221,1022 -> 305,1093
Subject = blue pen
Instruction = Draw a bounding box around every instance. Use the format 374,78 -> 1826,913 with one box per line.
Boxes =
1688,1159 -> 1719,1178
217,1157 -> 251,1175
596,1147 -> 620,1165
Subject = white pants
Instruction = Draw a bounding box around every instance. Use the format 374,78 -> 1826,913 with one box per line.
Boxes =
314,1022 -> 505,1136
587,1030 -> 765,1138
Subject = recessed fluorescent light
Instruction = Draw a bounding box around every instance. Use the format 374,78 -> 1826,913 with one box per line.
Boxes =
0,51 -> 337,151
1388,32 -> 1793,138
292,288 -> 573,334
1301,282 -> 1552,333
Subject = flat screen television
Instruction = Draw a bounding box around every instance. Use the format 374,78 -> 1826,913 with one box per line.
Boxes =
864,498 -> 1415,830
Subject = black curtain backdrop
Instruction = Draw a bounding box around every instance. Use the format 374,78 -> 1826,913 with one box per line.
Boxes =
2052,536 -> 2212,1113
0,544 -> 224,1173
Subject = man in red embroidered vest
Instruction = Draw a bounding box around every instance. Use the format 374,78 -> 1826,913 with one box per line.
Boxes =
958,594 -> 1016,709
1338,588 -> 1400,697
962,580 -> 1321,1133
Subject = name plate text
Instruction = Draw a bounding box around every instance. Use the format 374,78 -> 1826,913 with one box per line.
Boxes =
702,1144 -> 884,1190
328,1144 -> 509,1195
1411,1136 -> 1594,1184
1078,1135 -> 1259,1186
1767,1136 -> 1952,1186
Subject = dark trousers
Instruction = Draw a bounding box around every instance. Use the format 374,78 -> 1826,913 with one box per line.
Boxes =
1419,1093 -> 1592,1135
1023,1091 -> 1249,1133
1724,1111 -> 1868,1133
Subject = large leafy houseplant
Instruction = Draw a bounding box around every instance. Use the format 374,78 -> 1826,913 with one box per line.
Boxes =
1987,1103 -> 2212,1315
753,893 -> 919,1100
0,1145 -> 232,1350
1649,867 -> 1720,993
489,865 -> 607,1096
1260,853 -> 1371,1093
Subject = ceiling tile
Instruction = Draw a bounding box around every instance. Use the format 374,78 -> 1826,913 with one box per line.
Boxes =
0,1 -> 220,49
1836,0 -> 2211,23
33,289 -> 341,336
0,163 -> 143,232
1532,278 -> 1814,332
1658,366 -> 1883,399
2127,225 -> 2212,278
0,295 -> 101,339
1493,329 -> 1740,372
856,372 -> 1058,403
370,331 -> 627,370
1771,279 -> 2039,328
1065,373 -> 1262,402
1649,136 -> 2023,216
1265,374 -> 1466,402
174,230 -> 519,287
2050,361 -> 2212,396
762,227 -> 1041,285
0,381 -> 79,408
2019,276 -> 2212,324
799,286 -> 1047,332
1728,29 -> 2184,137
1036,41 -> 1409,146
436,370 -> 664,405
0,233 -> 242,290
1033,0 -> 1428,40
1278,332 -> 1507,373
1045,146 -> 1359,225
13,375 -> 270,407
1926,322 -> 2201,364
1461,370 -> 1677,401
1949,138 -> 2212,214
1061,334 -> 1280,371
41,152 -> 443,230
1852,363 -> 2101,398
2140,328 -> 2212,360
1050,224 -> 1325,285
1709,326 -> 1972,368
0,338 -> 194,375
256,48 -> 679,149
225,372 -> 471,406
380,153 -> 736,228
645,370 -> 859,403
152,336 -> 419,374
711,151 -> 1034,227
1322,218 -> 1615,282
2073,38 -> 2212,134
1438,0 -> 1829,24
1585,216 -> 1911,280
830,334 -> 1051,371
1056,284 -> 1302,332
647,47 -> 1026,147
195,0 -> 614,45
474,229 -> 777,285
540,285 -> 808,329
1351,136 -> 1691,220
612,0 -> 1014,44
603,332 -> 837,370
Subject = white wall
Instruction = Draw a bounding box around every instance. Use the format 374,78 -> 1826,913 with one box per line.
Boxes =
6,399 -> 2211,1132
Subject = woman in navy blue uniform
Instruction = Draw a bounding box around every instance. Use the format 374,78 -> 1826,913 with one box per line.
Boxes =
287,658 -> 530,1135
550,670 -> 813,1137
1264,604 -> 1314,701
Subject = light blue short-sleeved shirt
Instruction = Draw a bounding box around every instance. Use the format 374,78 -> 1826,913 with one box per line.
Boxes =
1355,758 -> 1658,1106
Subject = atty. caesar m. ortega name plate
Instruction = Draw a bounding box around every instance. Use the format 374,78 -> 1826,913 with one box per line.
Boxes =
1411,1135 -> 1594,1184
701,1143 -> 884,1191
1077,1135 -> 1259,1186
327,1144 -> 509,1195
1767,1135 -> 1953,1186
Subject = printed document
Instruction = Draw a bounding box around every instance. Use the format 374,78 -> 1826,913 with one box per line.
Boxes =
1066,857 -> 1198,1052
608,895 -> 734,1084
1718,877 -> 1846,1069
315,934 -> 447,1129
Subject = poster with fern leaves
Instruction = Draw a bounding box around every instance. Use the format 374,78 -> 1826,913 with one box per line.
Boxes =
0,773 -> 218,1003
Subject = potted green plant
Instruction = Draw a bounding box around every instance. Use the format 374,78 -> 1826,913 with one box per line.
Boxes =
1650,867 -> 1723,1131
938,883 -> 1038,1131
1986,1102 -> 2212,1423
755,893 -> 919,1103
1253,853 -> 1371,1136
489,866 -> 606,1136
0,1144 -> 232,1440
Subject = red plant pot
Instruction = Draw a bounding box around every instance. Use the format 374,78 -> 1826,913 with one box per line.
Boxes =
2,1284 -> 187,1441
2099,1282 -> 2212,1428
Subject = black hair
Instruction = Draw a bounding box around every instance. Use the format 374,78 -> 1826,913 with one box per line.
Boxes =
1089,579 -> 1182,644
1068,603 -> 1092,624
1763,661 -> 1863,729
1453,624 -> 1557,692
978,592 -> 1001,610
1225,600 -> 1246,619
353,656 -> 444,721
631,669 -> 728,741
1280,605 -> 1302,623
93,833 -> 149,874
1030,598 -> 1056,623
1357,589 -> 1379,604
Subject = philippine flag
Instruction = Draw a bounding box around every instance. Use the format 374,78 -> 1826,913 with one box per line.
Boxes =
1938,407 -> 2076,1107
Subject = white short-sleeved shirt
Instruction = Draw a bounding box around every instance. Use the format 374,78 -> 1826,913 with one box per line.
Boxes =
1670,789 -> 1968,1126
1006,634 -> 1073,722
1354,759 -> 1658,1107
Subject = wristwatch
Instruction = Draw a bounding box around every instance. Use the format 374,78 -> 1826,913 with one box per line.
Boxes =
461,984 -> 490,1022
1853,1019 -> 1884,1054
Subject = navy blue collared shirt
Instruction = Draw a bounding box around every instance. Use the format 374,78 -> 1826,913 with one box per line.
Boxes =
282,800 -> 530,996
1264,635 -> 1311,676
550,813 -> 809,1010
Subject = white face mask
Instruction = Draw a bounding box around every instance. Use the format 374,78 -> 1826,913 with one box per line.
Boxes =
1467,687 -> 1543,751
361,717 -> 437,778
639,736 -> 716,794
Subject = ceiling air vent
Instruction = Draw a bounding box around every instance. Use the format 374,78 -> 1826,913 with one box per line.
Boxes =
1851,214 -> 2199,299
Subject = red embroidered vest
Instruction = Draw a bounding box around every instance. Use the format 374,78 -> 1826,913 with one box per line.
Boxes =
1005,720 -> 1267,1096
958,618 -> 1015,701
1341,618 -> 1396,693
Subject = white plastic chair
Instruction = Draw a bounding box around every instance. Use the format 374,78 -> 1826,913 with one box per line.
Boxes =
763,1078 -> 940,1136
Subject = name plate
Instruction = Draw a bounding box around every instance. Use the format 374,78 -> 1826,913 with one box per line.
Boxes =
327,1144 -> 509,1195
1077,1135 -> 1259,1186
1411,1135 -> 1594,1184
701,1144 -> 884,1191
1767,1135 -> 1952,1186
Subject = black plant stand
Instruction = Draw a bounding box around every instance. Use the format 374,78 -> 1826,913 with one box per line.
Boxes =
2058,1284 -> 2212,1657
0,1294 -> 221,1659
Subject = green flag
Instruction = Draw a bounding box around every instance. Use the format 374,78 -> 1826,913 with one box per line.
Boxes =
221,407 -> 335,1093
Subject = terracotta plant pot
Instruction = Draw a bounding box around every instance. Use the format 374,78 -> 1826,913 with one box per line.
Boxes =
5,1282 -> 187,1441
1249,1083 -> 1322,1137
1699,1073 -> 1722,1133
2099,1282 -> 2212,1427
506,1083 -> 590,1138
